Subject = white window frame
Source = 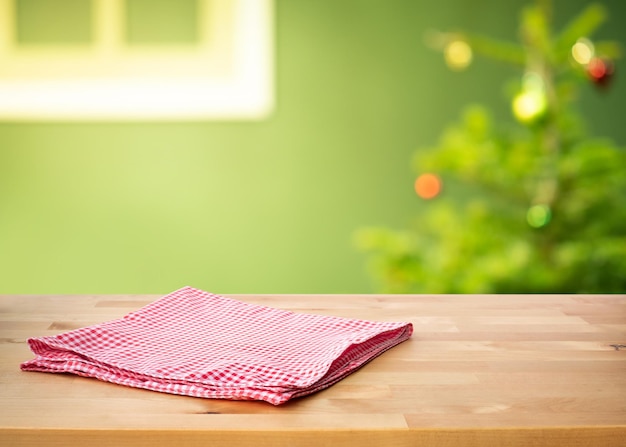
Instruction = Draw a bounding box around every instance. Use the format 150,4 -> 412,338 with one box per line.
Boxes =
0,0 -> 274,120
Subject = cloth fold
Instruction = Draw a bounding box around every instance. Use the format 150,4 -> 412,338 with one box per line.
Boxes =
21,286 -> 413,405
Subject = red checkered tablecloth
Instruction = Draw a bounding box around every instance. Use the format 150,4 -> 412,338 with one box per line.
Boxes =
21,287 -> 413,405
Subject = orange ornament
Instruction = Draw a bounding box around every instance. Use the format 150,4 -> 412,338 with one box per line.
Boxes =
414,174 -> 442,199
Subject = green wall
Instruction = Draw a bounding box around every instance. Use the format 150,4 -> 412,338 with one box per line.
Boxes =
1,0 -> 625,294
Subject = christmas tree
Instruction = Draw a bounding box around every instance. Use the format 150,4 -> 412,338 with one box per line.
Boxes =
355,0 -> 626,293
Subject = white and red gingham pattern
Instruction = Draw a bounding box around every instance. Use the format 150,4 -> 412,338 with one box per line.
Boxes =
21,287 -> 412,405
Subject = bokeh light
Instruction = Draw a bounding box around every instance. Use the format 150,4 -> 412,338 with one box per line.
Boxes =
415,173 -> 442,199
444,40 -> 472,71
512,72 -> 548,123
526,204 -> 551,228
522,71 -> 544,91
513,90 -> 547,123
571,37 -> 595,65
587,57 -> 614,87
588,58 -> 608,78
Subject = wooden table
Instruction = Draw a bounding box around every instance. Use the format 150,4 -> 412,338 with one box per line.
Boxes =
1,294 -> 625,446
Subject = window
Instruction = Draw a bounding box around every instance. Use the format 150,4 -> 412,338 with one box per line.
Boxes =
0,0 -> 274,120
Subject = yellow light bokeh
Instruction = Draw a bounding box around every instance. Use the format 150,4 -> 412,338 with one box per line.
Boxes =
444,40 -> 472,71
571,38 -> 594,65
512,90 -> 547,123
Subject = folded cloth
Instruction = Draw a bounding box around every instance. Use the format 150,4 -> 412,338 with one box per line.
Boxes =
21,286 -> 413,405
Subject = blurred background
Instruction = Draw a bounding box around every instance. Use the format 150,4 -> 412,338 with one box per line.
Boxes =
1,0 -> 625,295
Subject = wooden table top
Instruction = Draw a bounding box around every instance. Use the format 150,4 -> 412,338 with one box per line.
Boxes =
1,293 -> 625,447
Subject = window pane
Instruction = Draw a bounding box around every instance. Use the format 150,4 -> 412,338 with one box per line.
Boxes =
15,0 -> 93,45
125,0 -> 199,45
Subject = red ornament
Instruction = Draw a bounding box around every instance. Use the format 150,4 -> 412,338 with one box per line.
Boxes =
587,57 -> 615,88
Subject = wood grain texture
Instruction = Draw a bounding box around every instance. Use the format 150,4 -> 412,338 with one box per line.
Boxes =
1,294 -> 625,446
